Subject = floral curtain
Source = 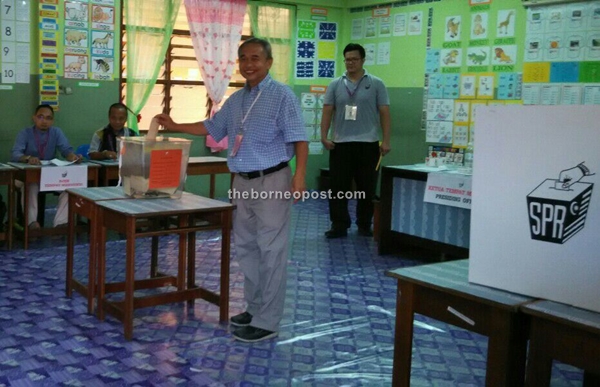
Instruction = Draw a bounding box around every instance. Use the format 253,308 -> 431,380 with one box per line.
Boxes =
125,0 -> 182,132
184,0 -> 247,152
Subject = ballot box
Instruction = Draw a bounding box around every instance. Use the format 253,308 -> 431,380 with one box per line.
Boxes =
468,105 -> 600,313
119,136 -> 191,199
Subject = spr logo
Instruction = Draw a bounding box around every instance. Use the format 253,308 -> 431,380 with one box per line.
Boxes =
527,163 -> 594,244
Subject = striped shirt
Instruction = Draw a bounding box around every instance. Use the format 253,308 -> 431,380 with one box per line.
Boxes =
204,75 -> 306,173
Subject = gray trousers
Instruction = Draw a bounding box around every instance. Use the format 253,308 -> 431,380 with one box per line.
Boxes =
232,167 -> 292,332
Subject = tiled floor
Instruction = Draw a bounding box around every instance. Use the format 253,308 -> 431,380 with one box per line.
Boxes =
0,196 -> 585,386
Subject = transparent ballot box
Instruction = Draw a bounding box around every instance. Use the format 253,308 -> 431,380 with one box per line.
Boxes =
119,136 -> 191,199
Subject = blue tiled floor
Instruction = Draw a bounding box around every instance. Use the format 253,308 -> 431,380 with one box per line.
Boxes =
0,196 -> 585,386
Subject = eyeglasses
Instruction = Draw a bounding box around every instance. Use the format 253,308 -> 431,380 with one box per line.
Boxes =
343,57 -> 363,63
35,115 -> 54,121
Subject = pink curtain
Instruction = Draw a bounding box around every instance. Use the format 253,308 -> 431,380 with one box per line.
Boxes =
184,0 -> 247,152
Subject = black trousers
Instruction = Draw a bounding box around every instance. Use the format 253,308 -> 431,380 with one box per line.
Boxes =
328,141 -> 380,230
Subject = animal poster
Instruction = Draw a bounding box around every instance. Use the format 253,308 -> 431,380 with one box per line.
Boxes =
91,31 -> 114,56
63,54 -> 88,79
64,1 -> 89,29
496,9 -> 516,37
426,98 -> 454,121
440,48 -> 462,67
471,12 -> 488,40
466,47 -> 490,66
492,45 -> 517,66
64,28 -> 89,54
91,56 -> 113,80
408,11 -> 422,36
445,16 -> 461,41
477,74 -> 495,99
91,5 -> 114,31
459,74 -> 476,99
426,121 -> 453,144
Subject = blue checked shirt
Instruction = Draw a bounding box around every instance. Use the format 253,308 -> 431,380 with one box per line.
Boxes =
204,75 -> 306,173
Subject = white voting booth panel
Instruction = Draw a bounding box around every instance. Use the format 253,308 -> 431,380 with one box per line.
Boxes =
468,105 -> 600,313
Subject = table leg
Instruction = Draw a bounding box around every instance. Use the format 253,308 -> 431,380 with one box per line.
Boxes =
524,318 -> 553,387
124,217 -> 136,340
87,205 -> 98,315
487,309 -> 527,387
210,174 -> 215,198
177,215 -> 186,291
66,194 -> 75,298
393,281 -> 415,387
583,371 -> 600,387
97,210 -> 107,321
150,236 -> 159,277
23,180 -> 29,250
219,210 -> 232,322
7,179 -> 13,250
187,219 -> 196,307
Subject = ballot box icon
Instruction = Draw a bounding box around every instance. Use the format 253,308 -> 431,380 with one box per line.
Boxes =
527,179 -> 593,244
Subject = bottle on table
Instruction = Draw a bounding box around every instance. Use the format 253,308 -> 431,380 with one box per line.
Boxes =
464,141 -> 474,170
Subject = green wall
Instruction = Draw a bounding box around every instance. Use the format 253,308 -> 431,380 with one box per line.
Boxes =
0,0 -> 531,199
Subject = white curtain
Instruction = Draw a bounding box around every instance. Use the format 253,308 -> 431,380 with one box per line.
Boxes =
184,0 -> 247,152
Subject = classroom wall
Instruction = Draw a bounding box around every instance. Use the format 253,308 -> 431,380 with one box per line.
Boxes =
3,0 -> 579,199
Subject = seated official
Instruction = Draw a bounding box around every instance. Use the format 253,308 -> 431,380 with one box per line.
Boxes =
88,102 -> 137,161
10,104 -> 82,229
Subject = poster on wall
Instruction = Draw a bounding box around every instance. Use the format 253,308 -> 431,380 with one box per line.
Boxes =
295,20 -> 337,80
1,0 -> 31,85
408,11 -> 422,36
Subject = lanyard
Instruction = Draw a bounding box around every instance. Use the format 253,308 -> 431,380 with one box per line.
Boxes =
33,127 -> 50,159
240,89 -> 264,131
343,76 -> 365,99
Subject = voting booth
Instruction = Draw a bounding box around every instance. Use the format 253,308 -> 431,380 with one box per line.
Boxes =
469,105 -> 600,313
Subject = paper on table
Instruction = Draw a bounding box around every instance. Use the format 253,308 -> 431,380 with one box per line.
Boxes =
50,158 -> 77,166
147,118 -> 160,140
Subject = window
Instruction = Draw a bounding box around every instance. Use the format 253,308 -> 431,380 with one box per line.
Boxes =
120,5 -> 252,130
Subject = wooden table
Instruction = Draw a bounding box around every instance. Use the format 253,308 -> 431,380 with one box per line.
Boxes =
386,260 -> 534,386
91,156 -> 230,198
65,187 -> 131,314
0,163 -> 15,250
8,162 -> 99,249
186,156 -> 230,198
522,300 -> 600,386
96,192 -> 234,340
